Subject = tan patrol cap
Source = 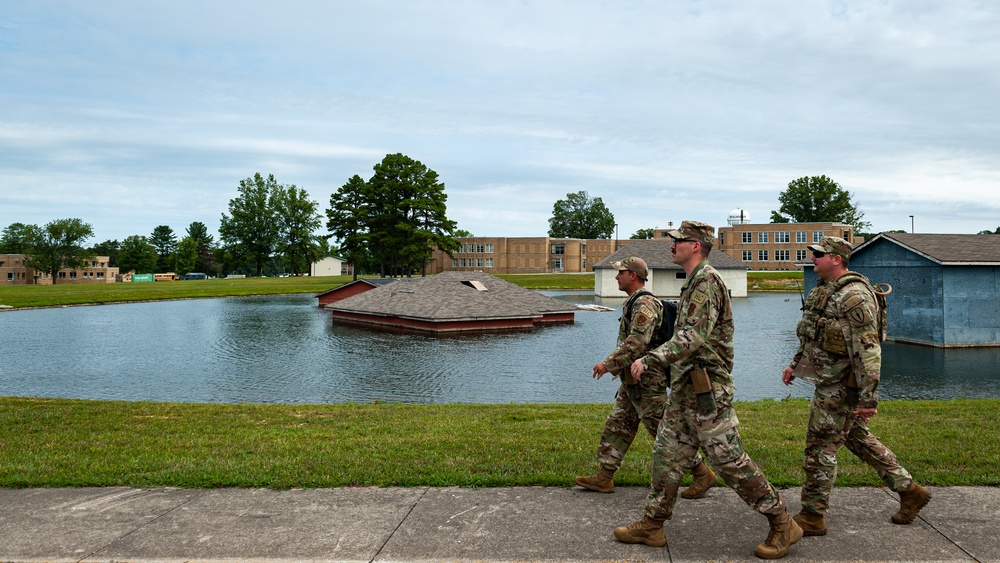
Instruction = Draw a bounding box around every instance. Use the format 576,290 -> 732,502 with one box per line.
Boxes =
667,220 -> 715,244
610,256 -> 648,281
808,236 -> 852,259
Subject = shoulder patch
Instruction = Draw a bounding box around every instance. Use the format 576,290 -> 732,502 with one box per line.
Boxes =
844,293 -> 873,327
690,290 -> 708,306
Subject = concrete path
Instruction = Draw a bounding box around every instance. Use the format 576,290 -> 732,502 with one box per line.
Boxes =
0,485 -> 996,562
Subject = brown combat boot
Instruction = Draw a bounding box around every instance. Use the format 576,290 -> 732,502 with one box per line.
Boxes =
681,460 -> 717,499
613,516 -> 666,547
892,482 -> 931,524
754,510 -> 803,559
574,466 -> 615,493
792,510 -> 827,536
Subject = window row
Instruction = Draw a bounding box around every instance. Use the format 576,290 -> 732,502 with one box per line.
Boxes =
742,250 -> 809,262
741,231 -> 824,244
452,258 -> 495,268
459,243 -> 494,253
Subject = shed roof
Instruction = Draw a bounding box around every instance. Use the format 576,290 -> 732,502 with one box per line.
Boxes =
315,277 -> 396,298
592,239 -> 746,270
324,271 -> 577,322
853,233 -> 1000,265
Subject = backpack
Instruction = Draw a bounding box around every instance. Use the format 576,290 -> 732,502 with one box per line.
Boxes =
817,272 -> 892,342
624,290 -> 678,347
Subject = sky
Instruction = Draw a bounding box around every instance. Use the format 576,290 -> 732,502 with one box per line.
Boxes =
2,1 -> 999,245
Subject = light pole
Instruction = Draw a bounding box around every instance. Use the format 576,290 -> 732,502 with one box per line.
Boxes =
910,215 -> 914,233
615,223 -> 619,250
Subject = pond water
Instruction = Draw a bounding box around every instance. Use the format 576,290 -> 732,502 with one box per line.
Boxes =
2,291 -> 998,404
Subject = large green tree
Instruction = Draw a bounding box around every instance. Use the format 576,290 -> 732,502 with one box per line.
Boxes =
0,223 -> 41,254
185,221 -> 215,274
23,218 -> 94,284
770,175 -> 871,232
117,235 -> 158,274
91,239 -> 120,267
219,173 -> 282,277
630,228 -> 654,240
150,225 -> 178,273
548,191 -> 616,239
274,185 -> 323,275
327,154 -> 459,278
174,237 -> 199,276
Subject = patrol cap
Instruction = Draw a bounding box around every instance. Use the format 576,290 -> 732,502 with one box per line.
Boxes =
667,220 -> 715,245
808,236 -> 852,260
610,256 -> 648,281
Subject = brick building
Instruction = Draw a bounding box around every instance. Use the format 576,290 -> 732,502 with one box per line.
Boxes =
427,237 -> 626,275
0,254 -> 119,285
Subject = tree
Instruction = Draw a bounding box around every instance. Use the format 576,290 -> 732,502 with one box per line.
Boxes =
453,228 -> 473,237
548,191 -> 616,239
117,235 -> 158,274
150,225 -> 177,273
174,236 -> 199,276
769,175 -> 871,232
219,173 -> 282,277
274,185 -> 323,275
185,221 -> 215,273
978,227 -> 1000,234
0,223 -> 41,254
327,154 -> 460,278
91,239 -> 120,267
23,218 -> 94,284
631,228 -> 654,240
327,174 -> 369,281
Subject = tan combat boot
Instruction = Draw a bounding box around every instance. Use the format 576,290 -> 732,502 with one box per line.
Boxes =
681,460 -> 717,499
613,516 -> 666,547
792,510 -> 827,536
574,466 -> 615,493
892,482 -> 931,524
754,510 -> 803,559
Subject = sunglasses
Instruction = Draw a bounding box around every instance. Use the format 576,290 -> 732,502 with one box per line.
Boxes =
812,250 -> 827,258
672,238 -> 696,244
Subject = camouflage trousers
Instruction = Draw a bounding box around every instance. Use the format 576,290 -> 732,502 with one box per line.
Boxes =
645,383 -> 784,521
801,386 -> 913,515
595,382 -> 669,472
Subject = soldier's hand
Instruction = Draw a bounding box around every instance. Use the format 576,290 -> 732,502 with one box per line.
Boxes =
630,358 -> 645,381
782,366 -> 795,386
854,407 -> 877,422
592,362 -> 610,380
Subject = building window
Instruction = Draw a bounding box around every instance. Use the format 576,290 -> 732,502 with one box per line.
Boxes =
796,231 -> 807,243
485,258 -> 494,268
675,272 -> 687,280
70,272 -> 77,280
813,231 -> 823,243
551,244 -> 564,255
758,250 -> 769,261
460,258 -> 466,267
742,250 -> 752,261
843,230 -> 851,240
6,273 -> 12,281
758,232 -> 769,243
742,232 -> 752,243
476,244 -> 484,253
485,244 -> 494,253
452,259 -> 458,268
775,231 -> 790,243
59,272 -> 66,279
581,244 -> 587,255
796,249 -> 807,261
476,258 -> 483,268
775,250 -> 790,261
551,258 -> 564,271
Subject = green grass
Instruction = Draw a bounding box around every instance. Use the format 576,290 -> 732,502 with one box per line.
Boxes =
1,397 -> 995,489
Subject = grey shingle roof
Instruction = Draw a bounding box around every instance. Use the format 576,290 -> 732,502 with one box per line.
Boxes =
592,239 -> 746,270
856,233 -> 1000,265
315,277 -> 397,298
324,271 -> 578,321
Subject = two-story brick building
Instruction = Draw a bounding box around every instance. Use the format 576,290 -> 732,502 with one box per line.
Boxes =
710,209 -> 855,271
0,254 -> 119,285
426,237 -> 627,275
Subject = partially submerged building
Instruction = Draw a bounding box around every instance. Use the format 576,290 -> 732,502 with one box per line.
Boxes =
323,271 -> 577,334
803,233 -> 1000,347
315,277 -> 398,307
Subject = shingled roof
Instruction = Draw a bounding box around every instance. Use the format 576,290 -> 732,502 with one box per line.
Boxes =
855,233 -> 1000,265
323,271 -> 577,333
592,238 -> 746,270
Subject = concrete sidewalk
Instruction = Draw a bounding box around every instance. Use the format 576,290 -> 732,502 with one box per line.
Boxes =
0,485 -> 995,562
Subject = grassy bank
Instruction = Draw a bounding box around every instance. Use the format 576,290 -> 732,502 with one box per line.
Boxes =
1,397 -> 995,489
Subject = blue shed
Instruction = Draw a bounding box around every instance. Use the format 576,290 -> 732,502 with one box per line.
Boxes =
802,233 -> 1000,348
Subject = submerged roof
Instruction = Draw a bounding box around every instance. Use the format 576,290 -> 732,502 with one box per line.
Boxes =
854,233 -> 1000,265
315,277 -> 396,298
324,271 -> 577,324
592,239 -> 746,270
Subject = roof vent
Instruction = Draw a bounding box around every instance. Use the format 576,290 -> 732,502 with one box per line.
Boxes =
462,280 -> 488,291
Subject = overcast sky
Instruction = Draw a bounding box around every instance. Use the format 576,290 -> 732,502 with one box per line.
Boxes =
2,1 -> 999,244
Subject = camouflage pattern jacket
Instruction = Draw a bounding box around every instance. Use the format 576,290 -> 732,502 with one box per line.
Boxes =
643,261 -> 735,391
790,272 -> 882,409
604,290 -> 666,387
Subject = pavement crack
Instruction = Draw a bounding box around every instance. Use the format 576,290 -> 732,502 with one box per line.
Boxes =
369,486 -> 429,563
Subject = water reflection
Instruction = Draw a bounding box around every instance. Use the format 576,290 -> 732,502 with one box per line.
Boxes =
1,292 -> 997,404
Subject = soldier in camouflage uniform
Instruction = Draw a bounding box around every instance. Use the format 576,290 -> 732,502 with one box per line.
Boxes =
782,236 -> 930,536
576,257 -> 716,498
614,221 -> 801,560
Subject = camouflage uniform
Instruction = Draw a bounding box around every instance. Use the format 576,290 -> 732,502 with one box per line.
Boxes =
791,271 -> 914,515
594,290 -> 683,472
642,260 -> 785,521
